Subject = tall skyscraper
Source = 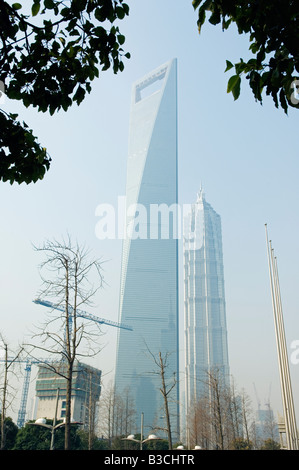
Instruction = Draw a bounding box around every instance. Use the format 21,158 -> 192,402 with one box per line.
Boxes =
114,59 -> 179,436
184,188 -> 230,415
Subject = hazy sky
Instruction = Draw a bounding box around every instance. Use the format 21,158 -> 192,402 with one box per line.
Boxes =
1,1 -> 299,427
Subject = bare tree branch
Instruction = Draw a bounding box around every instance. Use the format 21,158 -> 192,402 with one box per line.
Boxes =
25,236 -> 105,450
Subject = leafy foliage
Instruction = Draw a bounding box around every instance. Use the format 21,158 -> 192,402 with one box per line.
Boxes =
0,109 -> 50,183
0,0 -> 130,184
0,416 -> 18,450
13,420 -> 81,450
260,438 -> 281,450
193,0 -> 299,113
230,437 -> 253,450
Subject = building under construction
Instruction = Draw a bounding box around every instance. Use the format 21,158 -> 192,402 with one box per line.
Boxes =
34,361 -> 102,430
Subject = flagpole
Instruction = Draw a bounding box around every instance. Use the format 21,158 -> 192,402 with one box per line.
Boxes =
272,253 -> 298,449
265,224 -> 298,449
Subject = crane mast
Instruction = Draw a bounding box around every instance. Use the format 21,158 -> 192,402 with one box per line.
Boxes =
0,357 -> 52,428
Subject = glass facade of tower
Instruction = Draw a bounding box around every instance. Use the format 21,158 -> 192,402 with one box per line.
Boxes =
184,189 -> 229,412
114,59 -> 179,436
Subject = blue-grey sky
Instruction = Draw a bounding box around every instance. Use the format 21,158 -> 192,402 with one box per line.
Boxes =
1,0 -> 299,426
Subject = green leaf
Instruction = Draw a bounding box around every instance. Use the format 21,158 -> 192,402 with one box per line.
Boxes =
227,74 -> 239,93
118,34 -> 125,45
44,0 -> 55,9
279,89 -> 288,114
225,60 -> 234,72
232,76 -> 241,100
122,3 -> 129,15
12,3 -> 22,9
197,8 -> 206,31
116,6 -> 125,19
32,2 -> 41,16
227,74 -> 241,100
73,85 -> 85,105
192,0 -> 202,9
95,7 -> 106,22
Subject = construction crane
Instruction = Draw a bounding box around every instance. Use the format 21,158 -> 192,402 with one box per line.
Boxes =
18,298 -> 131,427
0,356 -> 53,428
33,298 -> 132,331
0,301 -> 132,428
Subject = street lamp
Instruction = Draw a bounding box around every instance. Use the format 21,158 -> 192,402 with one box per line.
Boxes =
175,444 -> 202,450
28,388 -> 81,450
123,412 -> 161,450
124,433 -> 161,450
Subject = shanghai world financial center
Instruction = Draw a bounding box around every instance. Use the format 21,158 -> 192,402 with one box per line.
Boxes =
114,59 -> 229,438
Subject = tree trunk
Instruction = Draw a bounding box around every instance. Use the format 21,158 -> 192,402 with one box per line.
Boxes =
64,362 -> 73,450
159,352 -> 172,450
0,344 -> 8,450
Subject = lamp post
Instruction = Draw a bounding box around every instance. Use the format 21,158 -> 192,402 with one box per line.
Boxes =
50,387 -> 60,450
28,387 -> 82,450
123,412 -> 161,450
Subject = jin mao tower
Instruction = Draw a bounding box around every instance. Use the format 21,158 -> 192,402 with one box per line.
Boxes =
184,189 -> 230,416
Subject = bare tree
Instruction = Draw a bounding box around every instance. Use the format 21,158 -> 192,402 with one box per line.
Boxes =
196,368 -> 233,449
261,401 -> 279,445
98,380 -> 136,447
98,380 -> 116,446
240,389 -> 254,447
187,395 -> 212,449
79,367 -> 102,450
225,378 -> 243,446
0,334 -> 23,449
207,369 -> 226,449
121,387 -> 137,439
112,386 -> 136,440
186,372 -> 259,450
147,348 -> 177,450
26,236 -> 104,450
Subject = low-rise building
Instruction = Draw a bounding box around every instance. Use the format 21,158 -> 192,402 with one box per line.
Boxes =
34,361 -> 101,429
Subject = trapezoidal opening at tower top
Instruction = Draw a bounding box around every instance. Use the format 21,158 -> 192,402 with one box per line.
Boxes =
135,66 -> 167,103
